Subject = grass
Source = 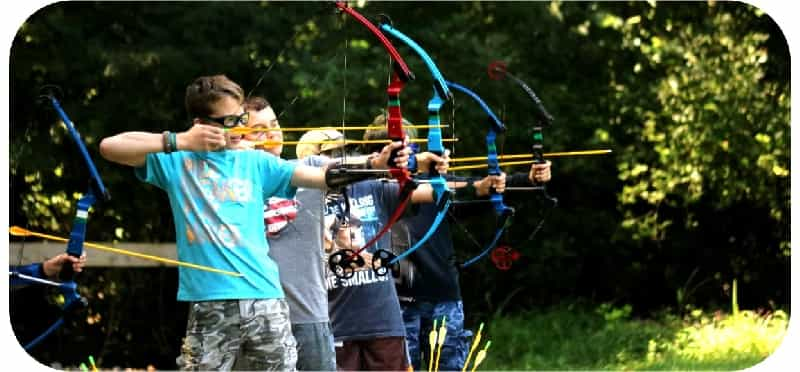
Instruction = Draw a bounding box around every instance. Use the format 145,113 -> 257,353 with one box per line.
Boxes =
473,303 -> 788,371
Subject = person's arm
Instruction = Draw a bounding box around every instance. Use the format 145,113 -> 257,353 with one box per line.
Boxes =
301,142 -> 413,190
99,124 -> 226,167
529,160 -> 552,183
334,142 -> 410,170
447,173 -> 506,198
414,150 -> 450,175
99,132 -> 165,167
12,253 -> 87,280
290,164 -> 330,190
410,184 -> 435,203
504,161 -> 552,187
41,253 -> 86,279
12,263 -> 46,279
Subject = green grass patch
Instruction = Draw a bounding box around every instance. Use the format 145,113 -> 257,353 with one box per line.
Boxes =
475,304 -> 788,371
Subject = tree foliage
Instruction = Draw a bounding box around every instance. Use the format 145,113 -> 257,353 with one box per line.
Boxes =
9,1 -> 789,367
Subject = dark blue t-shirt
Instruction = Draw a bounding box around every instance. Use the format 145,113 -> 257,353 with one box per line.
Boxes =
398,203 -> 461,302
326,180 -> 405,341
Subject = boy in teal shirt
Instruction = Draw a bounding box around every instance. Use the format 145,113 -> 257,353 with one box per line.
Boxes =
99,75 -> 408,370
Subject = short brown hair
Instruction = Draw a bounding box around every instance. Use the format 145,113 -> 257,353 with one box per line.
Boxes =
362,113 -> 415,154
244,96 -> 271,112
185,75 -> 244,118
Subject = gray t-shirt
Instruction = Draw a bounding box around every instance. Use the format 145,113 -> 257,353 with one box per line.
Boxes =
266,155 -> 329,324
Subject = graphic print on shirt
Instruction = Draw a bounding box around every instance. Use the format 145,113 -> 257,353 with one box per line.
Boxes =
324,192 -> 391,290
178,156 -> 253,248
264,197 -> 300,237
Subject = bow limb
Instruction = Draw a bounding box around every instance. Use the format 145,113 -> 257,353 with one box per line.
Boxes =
22,93 -> 105,350
327,2 -> 417,277
490,66 -> 558,248
379,23 -> 453,266
334,2 -> 413,82
444,81 -> 516,268
460,213 -> 511,268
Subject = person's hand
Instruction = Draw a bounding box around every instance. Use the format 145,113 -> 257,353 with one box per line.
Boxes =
42,252 -> 87,279
475,172 -> 506,196
358,251 -> 374,271
178,124 -> 227,152
416,150 -> 450,175
374,142 -> 410,169
529,160 -> 552,183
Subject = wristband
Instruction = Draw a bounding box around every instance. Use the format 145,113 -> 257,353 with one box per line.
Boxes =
162,131 -> 171,153
455,181 -> 477,200
169,132 -> 178,152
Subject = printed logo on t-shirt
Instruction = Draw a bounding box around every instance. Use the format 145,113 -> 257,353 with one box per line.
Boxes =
264,197 -> 299,237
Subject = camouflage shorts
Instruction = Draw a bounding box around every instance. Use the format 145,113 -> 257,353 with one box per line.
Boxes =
176,298 -> 298,371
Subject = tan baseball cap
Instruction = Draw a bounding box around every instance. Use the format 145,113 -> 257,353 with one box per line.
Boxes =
296,129 -> 346,158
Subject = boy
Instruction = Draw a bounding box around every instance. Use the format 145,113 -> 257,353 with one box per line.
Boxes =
238,97 -> 413,371
321,122 -> 502,371
98,75 -> 404,370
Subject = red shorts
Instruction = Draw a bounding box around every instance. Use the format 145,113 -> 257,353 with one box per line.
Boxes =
336,336 -> 409,371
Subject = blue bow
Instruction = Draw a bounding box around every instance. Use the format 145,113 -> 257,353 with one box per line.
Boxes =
378,22 -> 453,266
15,92 -> 110,350
444,81 -> 515,268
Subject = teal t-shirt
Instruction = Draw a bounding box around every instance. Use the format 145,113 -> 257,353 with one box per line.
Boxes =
135,150 -> 297,301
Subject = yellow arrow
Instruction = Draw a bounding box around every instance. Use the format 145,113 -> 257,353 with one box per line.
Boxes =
9,226 -> 244,277
470,340 -> 491,372
450,149 -> 613,163
448,150 -> 613,172
462,322 -> 484,372
429,318 -> 438,372
252,138 -> 459,147
435,316 -> 448,372
227,124 -> 449,135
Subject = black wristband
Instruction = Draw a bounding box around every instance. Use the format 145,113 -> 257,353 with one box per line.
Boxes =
364,155 -> 374,169
162,131 -> 171,153
455,181 -> 477,200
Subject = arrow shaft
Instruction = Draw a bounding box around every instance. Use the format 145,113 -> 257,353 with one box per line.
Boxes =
12,228 -> 243,277
253,138 -> 458,146
228,124 -> 449,134
450,149 -> 612,163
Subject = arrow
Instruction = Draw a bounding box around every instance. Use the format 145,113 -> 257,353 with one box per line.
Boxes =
448,149 -> 612,171
449,149 -> 612,163
9,226 -> 244,277
227,124 -> 449,134
471,340 -> 491,372
251,138 -> 459,147
462,322 -> 484,372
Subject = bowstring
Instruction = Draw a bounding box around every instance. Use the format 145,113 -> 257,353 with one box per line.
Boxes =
339,11 -> 356,254
247,5 -> 326,101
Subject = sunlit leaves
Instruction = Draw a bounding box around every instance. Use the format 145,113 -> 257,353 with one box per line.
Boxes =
605,3 -> 789,244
